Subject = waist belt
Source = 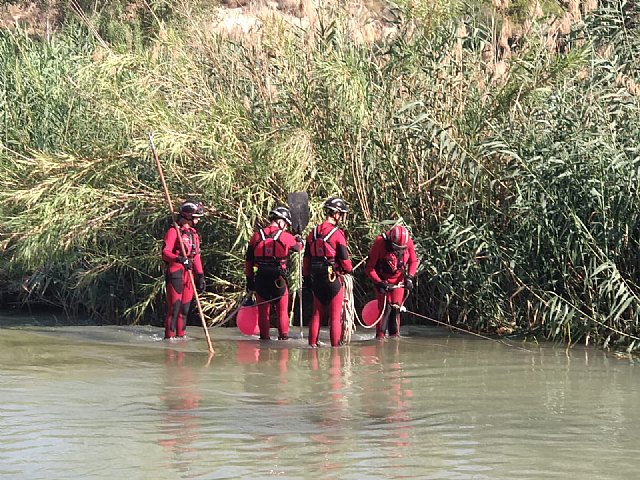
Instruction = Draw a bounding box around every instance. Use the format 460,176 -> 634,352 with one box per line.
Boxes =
255,261 -> 286,276
256,258 -> 286,264
311,258 -> 335,265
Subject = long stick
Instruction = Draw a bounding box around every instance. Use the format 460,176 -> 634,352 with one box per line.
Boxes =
287,191 -> 309,339
148,132 -> 214,354
298,249 -> 304,339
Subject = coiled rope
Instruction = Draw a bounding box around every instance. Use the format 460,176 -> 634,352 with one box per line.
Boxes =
341,274 -> 357,343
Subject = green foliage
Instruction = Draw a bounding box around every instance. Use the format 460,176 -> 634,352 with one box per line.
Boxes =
1,0 -> 640,352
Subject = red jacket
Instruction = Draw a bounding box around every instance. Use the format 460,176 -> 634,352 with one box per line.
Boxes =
162,225 -> 204,275
303,221 -> 353,275
365,234 -> 417,284
245,225 -> 302,278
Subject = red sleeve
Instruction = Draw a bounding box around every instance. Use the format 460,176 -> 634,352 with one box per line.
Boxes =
245,232 -> 259,277
193,232 -> 204,275
364,236 -> 386,284
406,238 -> 418,277
162,227 -> 179,263
302,231 -> 313,277
334,229 -> 352,274
280,231 -> 303,253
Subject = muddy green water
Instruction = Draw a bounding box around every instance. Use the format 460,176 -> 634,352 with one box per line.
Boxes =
1,317 -> 639,479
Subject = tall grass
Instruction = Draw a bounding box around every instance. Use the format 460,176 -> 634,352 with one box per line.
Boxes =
1,0 -> 639,351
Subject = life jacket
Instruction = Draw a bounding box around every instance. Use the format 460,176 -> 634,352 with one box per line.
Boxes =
173,228 -> 199,258
253,228 -> 287,263
376,232 -> 407,277
309,225 -> 340,263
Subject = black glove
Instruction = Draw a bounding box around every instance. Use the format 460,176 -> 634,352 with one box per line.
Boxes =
404,275 -> 414,291
376,281 -> 391,293
294,234 -> 304,244
195,274 -> 206,293
176,256 -> 193,270
246,276 -> 255,292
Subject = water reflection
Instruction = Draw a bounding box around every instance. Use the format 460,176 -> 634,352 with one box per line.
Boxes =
361,341 -> 414,455
232,341 -> 295,474
307,348 -> 351,476
3,326 -> 640,479
235,341 -> 290,381
158,349 -> 201,473
235,340 -> 261,365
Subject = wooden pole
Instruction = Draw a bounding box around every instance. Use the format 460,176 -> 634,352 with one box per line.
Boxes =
287,192 -> 309,339
148,133 -> 214,355
298,249 -> 304,339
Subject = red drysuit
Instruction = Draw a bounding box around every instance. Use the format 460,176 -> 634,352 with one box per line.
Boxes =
303,221 -> 353,347
365,232 -> 418,338
162,224 -> 203,338
245,224 -> 302,340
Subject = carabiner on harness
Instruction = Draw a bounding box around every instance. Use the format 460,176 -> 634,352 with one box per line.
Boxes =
275,276 -> 286,289
327,264 -> 337,282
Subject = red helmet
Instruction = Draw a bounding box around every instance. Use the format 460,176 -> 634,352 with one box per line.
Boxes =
387,225 -> 409,249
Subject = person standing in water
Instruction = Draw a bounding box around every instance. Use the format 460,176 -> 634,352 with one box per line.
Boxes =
365,225 -> 418,338
245,206 -> 303,340
161,200 -> 206,339
303,197 -> 353,347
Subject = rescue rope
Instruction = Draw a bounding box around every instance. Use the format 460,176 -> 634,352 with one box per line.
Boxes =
213,292 -> 284,327
354,284 -> 406,329
402,308 -> 532,351
341,274 -> 357,343
355,295 -> 386,329
215,301 -> 245,327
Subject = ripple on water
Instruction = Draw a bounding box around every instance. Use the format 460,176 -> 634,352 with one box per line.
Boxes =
2,326 -> 640,480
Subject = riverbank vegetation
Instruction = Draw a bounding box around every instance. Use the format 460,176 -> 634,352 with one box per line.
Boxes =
0,0 -> 639,351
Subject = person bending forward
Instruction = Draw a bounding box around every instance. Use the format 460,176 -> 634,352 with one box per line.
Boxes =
365,225 -> 418,338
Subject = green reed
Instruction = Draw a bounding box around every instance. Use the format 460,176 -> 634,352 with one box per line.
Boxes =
1,0 -> 639,351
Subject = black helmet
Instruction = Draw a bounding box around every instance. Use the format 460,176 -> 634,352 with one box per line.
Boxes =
269,206 -> 292,226
179,200 -> 204,219
324,197 -> 349,214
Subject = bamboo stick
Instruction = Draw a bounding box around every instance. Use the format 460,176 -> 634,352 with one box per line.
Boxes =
148,132 -> 214,355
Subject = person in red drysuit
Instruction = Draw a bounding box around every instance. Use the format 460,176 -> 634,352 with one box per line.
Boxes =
365,225 -> 418,338
245,206 -> 303,340
161,200 -> 206,339
303,197 -> 353,347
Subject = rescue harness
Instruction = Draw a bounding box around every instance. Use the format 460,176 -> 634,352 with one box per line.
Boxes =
310,225 -> 340,281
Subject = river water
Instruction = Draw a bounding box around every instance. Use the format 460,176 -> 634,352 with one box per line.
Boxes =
1,315 -> 640,479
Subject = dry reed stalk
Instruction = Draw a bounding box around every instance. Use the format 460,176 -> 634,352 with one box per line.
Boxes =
498,18 -> 512,56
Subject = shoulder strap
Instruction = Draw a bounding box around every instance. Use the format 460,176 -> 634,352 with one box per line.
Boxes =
323,226 -> 340,242
259,228 -> 283,241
